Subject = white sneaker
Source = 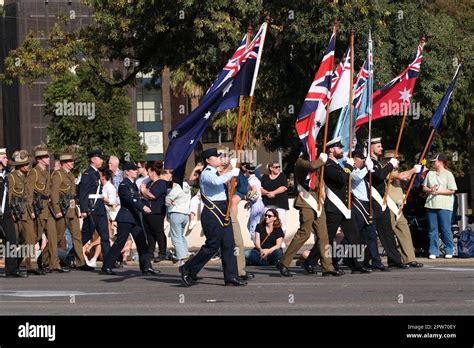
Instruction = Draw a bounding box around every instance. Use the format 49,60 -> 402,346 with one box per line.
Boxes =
428,255 -> 436,259
86,258 -> 97,267
188,220 -> 197,230
445,254 -> 453,259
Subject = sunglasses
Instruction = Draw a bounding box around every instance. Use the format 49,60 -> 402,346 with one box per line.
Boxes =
264,214 -> 275,218
272,166 -> 280,169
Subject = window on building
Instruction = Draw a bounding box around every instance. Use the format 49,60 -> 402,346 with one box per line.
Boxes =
136,78 -> 162,122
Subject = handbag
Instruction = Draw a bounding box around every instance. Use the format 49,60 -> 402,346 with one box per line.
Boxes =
457,227 -> 474,258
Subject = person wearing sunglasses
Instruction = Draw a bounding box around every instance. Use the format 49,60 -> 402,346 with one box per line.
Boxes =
245,209 -> 284,266
261,161 -> 289,236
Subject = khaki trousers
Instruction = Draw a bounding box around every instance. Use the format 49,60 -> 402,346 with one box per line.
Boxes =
231,211 -> 246,277
390,211 -> 416,264
281,207 -> 333,272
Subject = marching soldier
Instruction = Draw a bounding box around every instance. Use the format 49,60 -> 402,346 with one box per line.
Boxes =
101,162 -> 156,275
383,150 -> 423,268
79,149 -> 111,259
50,146 -> 94,272
7,150 -> 43,275
365,137 -> 408,269
0,148 -> 28,277
276,149 -> 339,277
307,137 -> 371,274
179,148 -> 245,286
24,143 -> 69,273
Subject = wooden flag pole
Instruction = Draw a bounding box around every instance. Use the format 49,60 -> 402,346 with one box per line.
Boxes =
383,105 -> 408,206
317,98 -> 332,211
397,127 -> 436,215
224,24 -> 253,221
347,28 -> 355,209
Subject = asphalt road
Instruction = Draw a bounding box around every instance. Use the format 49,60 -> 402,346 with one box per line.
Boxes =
1,262 -> 473,315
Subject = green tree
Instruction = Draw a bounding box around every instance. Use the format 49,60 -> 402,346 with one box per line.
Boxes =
44,64 -> 146,172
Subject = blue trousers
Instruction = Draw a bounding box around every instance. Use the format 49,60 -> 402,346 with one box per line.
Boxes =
187,202 -> 238,282
81,214 -> 111,258
427,208 -> 454,256
245,248 -> 283,266
103,221 -> 152,271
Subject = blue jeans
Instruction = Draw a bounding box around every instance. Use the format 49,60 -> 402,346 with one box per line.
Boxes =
168,213 -> 189,260
245,248 -> 283,266
426,208 -> 454,256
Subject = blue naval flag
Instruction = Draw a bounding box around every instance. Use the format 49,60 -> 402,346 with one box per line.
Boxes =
164,25 -> 264,182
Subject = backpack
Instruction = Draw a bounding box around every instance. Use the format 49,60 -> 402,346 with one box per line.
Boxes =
457,227 -> 474,258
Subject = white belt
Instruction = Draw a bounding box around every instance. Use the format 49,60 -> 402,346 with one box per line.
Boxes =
325,186 -> 351,219
386,195 -> 402,220
371,188 -> 387,211
297,185 -> 323,217
88,194 -> 103,199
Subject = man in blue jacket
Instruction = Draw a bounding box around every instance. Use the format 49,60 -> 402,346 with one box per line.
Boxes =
100,162 -> 156,276
79,149 -> 111,259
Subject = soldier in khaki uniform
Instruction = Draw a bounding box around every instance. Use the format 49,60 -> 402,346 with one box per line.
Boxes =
383,150 -> 423,268
276,152 -> 337,277
7,150 -> 44,275
24,143 -> 69,273
50,146 -> 94,271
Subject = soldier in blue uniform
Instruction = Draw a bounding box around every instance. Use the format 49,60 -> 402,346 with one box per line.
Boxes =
79,149 -> 111,259
179,148 -> 246,287
100,162 -> 156,275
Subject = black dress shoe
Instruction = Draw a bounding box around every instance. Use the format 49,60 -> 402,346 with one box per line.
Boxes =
224,278 -> 247,286
389,263 -> 410,269
372,265 -> 390,272
5,271 -> 28,278
351,267 -> 372,274
76,264 -> 95,272
238,272 -> 255,281
142,267 -> 160,275
322,269 -> 345,277
302,261 -> 316,274
27,269 -> 46,275
154,255 -> 167,263
51,266 -> 71,273
407,261 -> 424,268
276,261 -> 293,277
100,267 -> 117,275
179,265 -> 193,287
39,265 -> 51,273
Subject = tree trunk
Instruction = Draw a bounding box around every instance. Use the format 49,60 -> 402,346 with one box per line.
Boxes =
469,113 -> 474,210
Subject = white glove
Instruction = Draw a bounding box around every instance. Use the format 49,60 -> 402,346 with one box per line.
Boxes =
230,158 -> 237,168
346,158 -> 354,167
231,168 -> 240,177
414,164 -> 422,173
389,158 -> 399,169
365,157 -> 374,172
319,153 -> 328,163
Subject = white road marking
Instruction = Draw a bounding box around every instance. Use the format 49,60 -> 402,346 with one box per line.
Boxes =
0,291 -> 121,298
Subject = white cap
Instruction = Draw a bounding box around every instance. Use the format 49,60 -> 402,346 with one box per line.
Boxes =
367,137 -> 382,145
0,148 -> 6,155
326,136 -> 343,148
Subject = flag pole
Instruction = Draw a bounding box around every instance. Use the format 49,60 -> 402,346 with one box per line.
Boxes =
397,127 -> 435,215
383,36 -> 426,206
317,20 -> 337,211
240,16 -> 270,149
347,28 -> 355,209
367,30 -> 374,219
225,18 -> 269,221
224,24 -> 253,222
382,106 -> 408,206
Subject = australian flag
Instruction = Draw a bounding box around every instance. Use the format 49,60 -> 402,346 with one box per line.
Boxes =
164,23 -> 266,182
295,24 -> 336,189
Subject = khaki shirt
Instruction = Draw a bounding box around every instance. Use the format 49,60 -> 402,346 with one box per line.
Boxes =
293,156 -> 324,209
50,168 -> 77,218
7,170 -> 28,220
25,166 -> 51,218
